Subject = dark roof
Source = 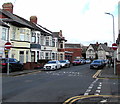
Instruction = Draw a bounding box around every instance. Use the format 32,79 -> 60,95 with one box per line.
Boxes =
0,20 -> 9,27
90,44 -> 99,51
36,24 -> 52,36
0,9 -> 53,36
99,44 -> 112,52
52,32 -> 67,41
65,43 -> 81,48
52,32 -> 59,38
0,9 -> 33,28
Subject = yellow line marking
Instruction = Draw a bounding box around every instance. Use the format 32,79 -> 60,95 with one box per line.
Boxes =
92,70 -> 102,78
63,96 -> 82,104
64,95 -> 120,104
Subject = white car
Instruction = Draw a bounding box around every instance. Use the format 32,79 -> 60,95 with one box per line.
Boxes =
43,60 -> 61,70
59,60 -> 70,68
85,59 -> 91,64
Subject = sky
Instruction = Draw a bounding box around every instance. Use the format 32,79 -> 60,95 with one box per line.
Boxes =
0,0 -> 119,46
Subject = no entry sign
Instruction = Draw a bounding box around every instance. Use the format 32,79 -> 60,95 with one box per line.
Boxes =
5,42 -> 12,49
112,43 -> 117,50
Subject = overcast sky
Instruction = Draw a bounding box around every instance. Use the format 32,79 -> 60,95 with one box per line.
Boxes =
0,0 -> 119,46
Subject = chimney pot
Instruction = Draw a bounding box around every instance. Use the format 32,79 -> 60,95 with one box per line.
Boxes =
2,2 -> 13,13
30,16 -> 37,24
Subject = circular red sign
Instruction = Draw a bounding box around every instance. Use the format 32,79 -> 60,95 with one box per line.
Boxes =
112,43 -> 117,50
5,42 -> 12,49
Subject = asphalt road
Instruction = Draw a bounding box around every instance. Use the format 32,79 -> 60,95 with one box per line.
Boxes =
2,64 -> 120,103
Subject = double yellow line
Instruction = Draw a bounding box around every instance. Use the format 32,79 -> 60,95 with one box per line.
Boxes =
92,70 -> 102,78
63,95 -> 120,104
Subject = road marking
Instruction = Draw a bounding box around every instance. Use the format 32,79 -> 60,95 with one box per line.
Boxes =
92,70 -> 102,78
13,71 -> 41,77
97,86 -> 101,89
63,95 -> 120,104
84,78 -> 98,96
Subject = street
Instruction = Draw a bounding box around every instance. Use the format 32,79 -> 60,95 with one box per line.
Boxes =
2,64 -> 120,103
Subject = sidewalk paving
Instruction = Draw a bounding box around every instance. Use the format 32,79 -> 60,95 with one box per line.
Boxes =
1,69 -> 42,77
98,66 -> 120,79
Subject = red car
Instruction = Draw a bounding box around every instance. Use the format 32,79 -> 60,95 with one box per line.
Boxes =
72,59 -> 81,66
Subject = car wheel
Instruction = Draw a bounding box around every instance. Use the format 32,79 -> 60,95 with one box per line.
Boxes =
55,66 -> 57,70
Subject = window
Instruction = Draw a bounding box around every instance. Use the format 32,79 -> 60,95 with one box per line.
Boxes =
52,39 -> 55,47
25,33 -> 30,41
52,53 -> 55,60
20,34 -> 25,41
41,36 -> 44,45
12,27 -> 16,40
20,29 -> 25,33
2,28 -> 7,40
60,44 -> 63,48
45,53 -> 49,59
32,36 -> 36,43
37,33 -> 40,44
46,37 -> 49,46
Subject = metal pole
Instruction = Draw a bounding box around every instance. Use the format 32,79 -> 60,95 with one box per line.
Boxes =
7,50 -> 9,75
105,12 -> 116,74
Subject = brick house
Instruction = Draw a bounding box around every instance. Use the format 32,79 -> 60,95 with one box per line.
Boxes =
65,43 -> 82,62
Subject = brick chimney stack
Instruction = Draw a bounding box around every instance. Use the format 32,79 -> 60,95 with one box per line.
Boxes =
30,16 -> 37,24
2,2 -> 13,13
59,30 -> 62,37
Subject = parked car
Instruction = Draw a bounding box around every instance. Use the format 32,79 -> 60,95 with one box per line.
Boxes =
80,59 -> 86,64
43,60 -> 61,70
59,60 -> 70,68
90,60 -> 105,69
0,58 -> 23,73
72,59 -> 81,66
85,59 -> 91,64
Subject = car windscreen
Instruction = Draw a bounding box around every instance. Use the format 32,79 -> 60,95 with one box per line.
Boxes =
74,59 -> 79,61
93,60 -> 101,63
48,61 -> 56,64
59,60 -> 66,63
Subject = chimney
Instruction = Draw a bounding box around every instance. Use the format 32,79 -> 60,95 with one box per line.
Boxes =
104,42 -> 108,46
2,2 -> 13,13
96,42 -> 99,46
59,30 -> 62,37
30,16 -> 37,24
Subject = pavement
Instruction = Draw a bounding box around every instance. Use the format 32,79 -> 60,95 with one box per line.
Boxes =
1,68 -> 43,77
98,66 -> 120,79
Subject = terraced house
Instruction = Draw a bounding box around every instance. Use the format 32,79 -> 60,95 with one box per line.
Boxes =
0,2 -> 67,65
0,3 -> 33,63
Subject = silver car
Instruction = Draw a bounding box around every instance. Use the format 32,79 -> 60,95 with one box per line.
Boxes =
59,60 -> 70,68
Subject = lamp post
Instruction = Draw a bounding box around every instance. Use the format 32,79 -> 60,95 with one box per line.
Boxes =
105,12 -> 116,75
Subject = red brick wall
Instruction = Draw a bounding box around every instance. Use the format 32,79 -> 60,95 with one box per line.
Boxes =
65,48 -> 82,62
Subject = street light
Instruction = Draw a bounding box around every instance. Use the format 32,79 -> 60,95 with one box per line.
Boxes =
105,12 -> 116,75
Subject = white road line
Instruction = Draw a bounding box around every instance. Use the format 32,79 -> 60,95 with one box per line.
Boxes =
84,78 -> 99,95
97,87 -> 101,89
96,90 -> 101,93
94,93 -> 99,95
84,93 -> 89,96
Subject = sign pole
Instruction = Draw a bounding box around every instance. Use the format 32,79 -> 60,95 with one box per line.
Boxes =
4,42 -> 12,75
114,51 -> 116,75
112,43 -> 117,75
7,50 -> 9,75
